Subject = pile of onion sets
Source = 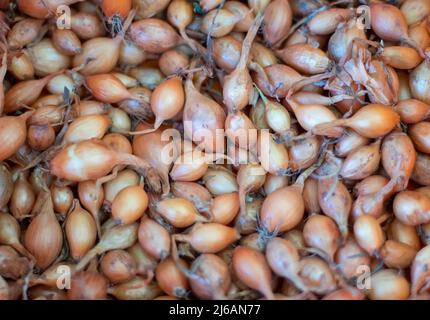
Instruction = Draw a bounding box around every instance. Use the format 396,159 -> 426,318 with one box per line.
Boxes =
1,0 -> 430,301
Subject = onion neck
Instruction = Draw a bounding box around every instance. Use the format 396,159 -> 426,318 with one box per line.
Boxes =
119,9 -> 136,37
295,163 -> 319,189
329,94 -> 355,104
18,110 -> 36,123
285,97 -> 300,114
114,152 -> 151,173
311,118 -> 347,136
126,118 -> 163,136
180,29 -> 208,60
195,213 -> 209,223
401,36 -> 425,58
40,69 -> 66,86
288,71 -> 334,98
76,244 -> 101,271
236,12 -> 264,72
184,76 -> 197,101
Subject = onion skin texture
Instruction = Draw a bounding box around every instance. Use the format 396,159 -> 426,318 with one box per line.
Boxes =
100,249 -> 136,284
63,115 -> 111,145
388,218 -> 421,251
264,174 -> 289,196
381,131 -> 416,192
27,39 -> 71,77
213,36 -> 241,72
135,0 -> 171,19
172,181 -> 212,213
7,0 -> 430,302
303,177 -> 320,214
0,212 -> 30,258
232,246 -> 275,300
410,60 -> 430,104
393,190 -> 430,226
107,276 -> 162,300
170,150 -> 208,182
155,197 -> 201,228
138,217 -> 170,260
52,29 -> 82,56
180,223 -> 240,253
370,3 -> 409,42
313,104 -> 400,139
0,111 -> 34,161
412,152 -> 430,186
335,237 -> 371,280
211,192 -> 240,225
127,242 -> 157,278
68,270 -> 108,300
9,51 -> 34,81
0,245 -> 30,280
150,76 -> 185,127
335,131 -> 370,158
411,245 -> 430,295
303,214 -> 340,260
50,140 -> 153,183
201,9 -> 239,38
76,223 -> 139,272
276,44 -> 331,75
262,0 -> 292,47
71,12 -> 106,40
299,257 -> 336,295
394,99 -> 430,124
381,47 -> 422,70
183,74 -> 226,154
260,184 -> 304,233
318,174 -> 351,239
0,163 -> 12,209
307,8 -> 354,36
65,201 -> 97,261
103,132 -> 132,152
101,0 -> 132,19
188,253 -> 231,300
353,215 -> 385,256
225,1 -> 254,33
159,49 -> 189,76
409,121 -> 430,153
253,64 -> 302,98
401,0 -> 430,25
355,175 -> 391,199
265,237 -> 308,292
380,240 -> 417,269
86,74 -> 132,104
24,192 -> 63,269
128,19 -> 180,53
155,257 -> 189,298
7,18 -> 44,49
132,123 -> 176,195
27,124 -> 55,151
340,140 -> 381,180
367,269 -> 410,300
10,173 -> 35,220
17,0 -> 85,19
328,19 -> 366,62
111,185 -> 148,225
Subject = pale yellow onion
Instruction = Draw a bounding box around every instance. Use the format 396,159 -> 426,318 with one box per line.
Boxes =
27,39 -> 71,77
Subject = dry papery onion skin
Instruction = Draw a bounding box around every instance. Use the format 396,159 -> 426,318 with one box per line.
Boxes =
1,0 -> 430,301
